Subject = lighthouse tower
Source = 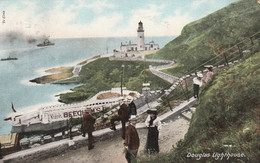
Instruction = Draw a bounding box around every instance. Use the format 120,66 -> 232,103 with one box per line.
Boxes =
137,21 -> 145,51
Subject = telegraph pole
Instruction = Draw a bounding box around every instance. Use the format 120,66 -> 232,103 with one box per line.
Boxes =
120,64 -> 125,96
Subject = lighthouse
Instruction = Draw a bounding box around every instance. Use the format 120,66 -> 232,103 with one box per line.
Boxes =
137,21 -> 145,51
114,21 -> 159,58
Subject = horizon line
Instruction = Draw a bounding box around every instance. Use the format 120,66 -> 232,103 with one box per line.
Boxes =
50,35 -> 177,39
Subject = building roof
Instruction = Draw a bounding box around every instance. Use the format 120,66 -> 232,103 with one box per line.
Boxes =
121,44 -> 137,46
145,43 -> 159,46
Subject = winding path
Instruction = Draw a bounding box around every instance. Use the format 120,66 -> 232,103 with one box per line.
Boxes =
109,56 -> 179,84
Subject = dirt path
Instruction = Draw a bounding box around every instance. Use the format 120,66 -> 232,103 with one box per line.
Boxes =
40,117 -> 190,163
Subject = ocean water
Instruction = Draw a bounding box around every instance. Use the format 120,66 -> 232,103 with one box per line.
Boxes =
0,36 -> 174,135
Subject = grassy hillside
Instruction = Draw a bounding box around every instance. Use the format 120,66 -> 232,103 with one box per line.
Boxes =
149,0 -> 260,76
58,58 -> 169,103
139,52 -> 260,162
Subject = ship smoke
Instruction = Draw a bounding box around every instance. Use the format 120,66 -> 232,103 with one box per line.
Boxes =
0,31 -> 47,44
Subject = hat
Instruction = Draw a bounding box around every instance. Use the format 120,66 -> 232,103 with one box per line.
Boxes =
205,65 -> 213,68
126,95 -> 134,101
147,108 -> 158,115
197,74 -> 203,78
123,98 -> 128,102
129,115 -> 138,121
85,106 -> 92,112
118,96 -> 124,100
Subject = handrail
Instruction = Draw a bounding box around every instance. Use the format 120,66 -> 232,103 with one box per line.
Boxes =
158,30 -> 260,97
186,30 -> 260,75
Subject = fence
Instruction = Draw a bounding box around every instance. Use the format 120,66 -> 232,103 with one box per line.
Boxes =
162,30 -> 260,103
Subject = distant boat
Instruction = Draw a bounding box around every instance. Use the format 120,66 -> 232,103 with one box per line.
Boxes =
1,56 -> 18,61
37,39 -> 55,47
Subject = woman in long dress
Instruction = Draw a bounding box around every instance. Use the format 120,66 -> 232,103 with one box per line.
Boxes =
145,108 -> 162,154
204,65 -> 214,83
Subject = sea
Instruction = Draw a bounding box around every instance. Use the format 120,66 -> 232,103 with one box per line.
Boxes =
0,36 -> 174,135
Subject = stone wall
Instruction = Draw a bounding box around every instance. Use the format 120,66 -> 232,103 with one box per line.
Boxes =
150,68 -> 179,83
133,90 -> 164,108
109,56 -> 172,64
2,97 -> 196,163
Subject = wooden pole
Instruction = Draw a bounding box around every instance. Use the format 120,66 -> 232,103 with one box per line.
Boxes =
237,45 -> 243,59
250,37 -> 254,45
184,78 -> 190,101
165,96 -> 173,111
0,143 -> 3,159
223,53 -> 229,66
180,83 -> 189,101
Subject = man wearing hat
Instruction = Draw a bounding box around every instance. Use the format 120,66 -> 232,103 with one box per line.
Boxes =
110,99 -> 129,139
124,115 -> 140,163
81,107 -> 96,150
127,96 -> 137,118
193,73 -> 203,99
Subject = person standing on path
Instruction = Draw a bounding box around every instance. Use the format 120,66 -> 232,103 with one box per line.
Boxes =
68,117 -> 73,140
124,115 -> 140,163
81,107 -> 96,150
127,96 -> 137,118
144,108 -> 162,154
110,99 -> 129,139
204,65 -> 214,83
193,73 -> 203,99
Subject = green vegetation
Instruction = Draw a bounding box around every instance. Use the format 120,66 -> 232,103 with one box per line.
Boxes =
58,58 -> 169,103
138,0 -> 260,162
139,53 -> 260,162
185,53 -> 260,161
148,0 -> 260,77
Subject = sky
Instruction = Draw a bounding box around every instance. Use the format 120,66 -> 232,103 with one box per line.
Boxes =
0,0 -> 240,38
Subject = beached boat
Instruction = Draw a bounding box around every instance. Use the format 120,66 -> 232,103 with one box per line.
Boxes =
4,89 -> 139,135
5,99 -> 119,135
37,39 -> 55,47
1,57 -> 18,61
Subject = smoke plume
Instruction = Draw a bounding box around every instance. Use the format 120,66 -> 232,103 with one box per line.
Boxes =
0,31 -> 48,44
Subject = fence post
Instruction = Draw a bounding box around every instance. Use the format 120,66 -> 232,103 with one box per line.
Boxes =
184,78 -> 190,101
237,45 -> 243,59
62,131 -> 66,139
165,95 -> 173,111
223,53 -> 229,66
250,36 -> 254,45
51,134 -> 55,142
180,83 -> 189,101
0,143 -> 3,159
40,136 -> 45,145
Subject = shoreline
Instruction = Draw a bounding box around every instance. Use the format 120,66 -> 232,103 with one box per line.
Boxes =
29,50 -> 157,85
29,54 -> 108,84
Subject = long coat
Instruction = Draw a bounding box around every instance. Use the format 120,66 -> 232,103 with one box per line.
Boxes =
118,103 -> 129,122
128,101 -> 137,116
124,124 -> 140,150
81,112 -> 96,133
